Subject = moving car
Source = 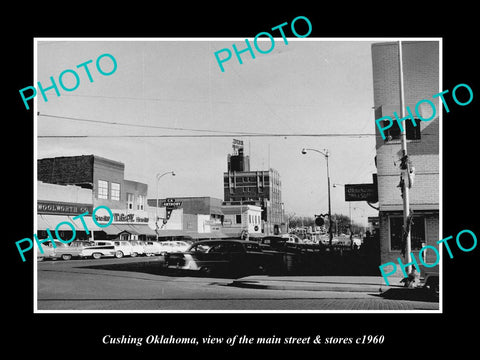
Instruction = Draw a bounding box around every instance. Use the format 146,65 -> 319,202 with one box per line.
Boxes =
164,239 -> 272,276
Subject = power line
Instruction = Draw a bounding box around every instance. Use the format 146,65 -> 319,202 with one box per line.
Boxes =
37,113 -> 377,138
38,134 -> 376,138
37,113 -> 266,135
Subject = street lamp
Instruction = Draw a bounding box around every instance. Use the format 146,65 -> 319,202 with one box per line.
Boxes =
301,148 -> 333,247
333,183 -> 352,233
155,171 -> 176,240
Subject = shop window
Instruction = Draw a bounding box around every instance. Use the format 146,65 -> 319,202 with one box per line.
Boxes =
98,180 -> 108,199
389,216 -> 425,251
111,182 -> 120,201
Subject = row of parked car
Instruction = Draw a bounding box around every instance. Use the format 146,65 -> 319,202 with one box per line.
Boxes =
36,239 -> 192,261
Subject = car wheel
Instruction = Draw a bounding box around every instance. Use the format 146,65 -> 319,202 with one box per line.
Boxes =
257,264 -> 267,274
115,251 -> 124,259
131,252 -> 138,257
61,254 -> 72,261
92,253 -> 102,260
199,266 -> 213,275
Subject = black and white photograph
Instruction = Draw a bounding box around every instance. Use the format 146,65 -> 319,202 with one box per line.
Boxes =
33,38 -> 441,312
6,6 -> 479,356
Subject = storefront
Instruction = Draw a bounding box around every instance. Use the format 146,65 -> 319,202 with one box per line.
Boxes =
37,200 -> 103,241
93,208 -> 157,240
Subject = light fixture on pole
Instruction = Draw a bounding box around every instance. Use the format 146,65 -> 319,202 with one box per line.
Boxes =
155,171 -> 175,240
301,148 -> 333,247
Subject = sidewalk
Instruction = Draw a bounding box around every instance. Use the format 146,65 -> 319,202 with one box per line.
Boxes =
230,275 -> 406,293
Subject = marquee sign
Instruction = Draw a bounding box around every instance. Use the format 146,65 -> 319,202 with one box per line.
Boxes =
94,208 -> 150,224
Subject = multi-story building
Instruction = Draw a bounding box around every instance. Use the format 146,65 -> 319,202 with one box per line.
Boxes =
223,140 -> 285,235
37,155 -> 156,240
371,41 -> 440,277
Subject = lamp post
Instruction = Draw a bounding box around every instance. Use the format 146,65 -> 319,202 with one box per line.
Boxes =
155,171 -> 175,240
333,183 -> 352,233
302,148 -> 332,247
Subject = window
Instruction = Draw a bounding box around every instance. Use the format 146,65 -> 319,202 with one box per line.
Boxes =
137,195 -> 145,210
127,193 -> 134,209
236,215 -> 242,224
381,119 -> 421,141
389,216 -> 425,251
98,180 -> 108,199
111,182 -> 120,201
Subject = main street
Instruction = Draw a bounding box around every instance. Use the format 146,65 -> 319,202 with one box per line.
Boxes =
36,257 -> 439,311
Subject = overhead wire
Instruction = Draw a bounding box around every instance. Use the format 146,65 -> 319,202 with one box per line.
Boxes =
37,113 -> 376,138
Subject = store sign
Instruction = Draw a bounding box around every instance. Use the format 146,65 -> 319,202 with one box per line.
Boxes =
344,184 -> 378,202
37,200 -> 92,215
95,209 -> 150,224
161,198 -> 183,208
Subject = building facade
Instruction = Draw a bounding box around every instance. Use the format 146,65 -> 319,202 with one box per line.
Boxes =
223,140 -> 285,235
37,155 -> 156,240
371,41 -> 440,277
147,196 -> 226,239
37,181 -> 101,241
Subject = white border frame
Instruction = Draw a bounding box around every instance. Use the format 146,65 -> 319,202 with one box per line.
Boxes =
33,37 -> 443,314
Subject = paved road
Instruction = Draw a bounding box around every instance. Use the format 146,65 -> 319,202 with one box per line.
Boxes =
36,257 -> 439,311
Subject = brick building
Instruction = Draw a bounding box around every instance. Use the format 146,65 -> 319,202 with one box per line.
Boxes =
37,155 -> 156,240
371,41 -> 440,277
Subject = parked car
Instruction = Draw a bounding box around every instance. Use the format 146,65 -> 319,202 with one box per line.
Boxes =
80,240 -> 133,259
36,241 -> 56,261
129,240 -> 145,257
164,240 -> 273,276
36,240 -> 94,261
144,241 -> 162,256
157,241 -> 191,255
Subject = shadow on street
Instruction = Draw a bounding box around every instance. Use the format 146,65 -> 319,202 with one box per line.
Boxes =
374,287 -> 439,303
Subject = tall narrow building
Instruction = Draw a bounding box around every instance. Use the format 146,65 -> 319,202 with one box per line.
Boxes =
371,41 -> 440,277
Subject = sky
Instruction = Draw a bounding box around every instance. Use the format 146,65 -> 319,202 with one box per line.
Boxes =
36,38 -> 380,225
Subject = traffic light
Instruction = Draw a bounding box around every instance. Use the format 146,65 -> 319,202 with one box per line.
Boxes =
315,216 -> 324,226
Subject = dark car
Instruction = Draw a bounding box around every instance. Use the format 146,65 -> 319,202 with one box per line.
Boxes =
258,236 -> 325,274
164,239 -> 273,276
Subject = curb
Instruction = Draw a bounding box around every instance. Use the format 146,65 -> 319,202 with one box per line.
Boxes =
229,278 -> 392,293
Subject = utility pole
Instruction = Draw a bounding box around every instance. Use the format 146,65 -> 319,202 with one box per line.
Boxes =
398,40 -> 412,276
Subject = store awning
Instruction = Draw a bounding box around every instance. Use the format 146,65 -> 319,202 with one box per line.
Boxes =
37,214 -> 103,232
37,215 -> 51,231
130,224 -> 157,236
98,224 -> 157,236
68,215 -> 102,232
100,224 -> 139,235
